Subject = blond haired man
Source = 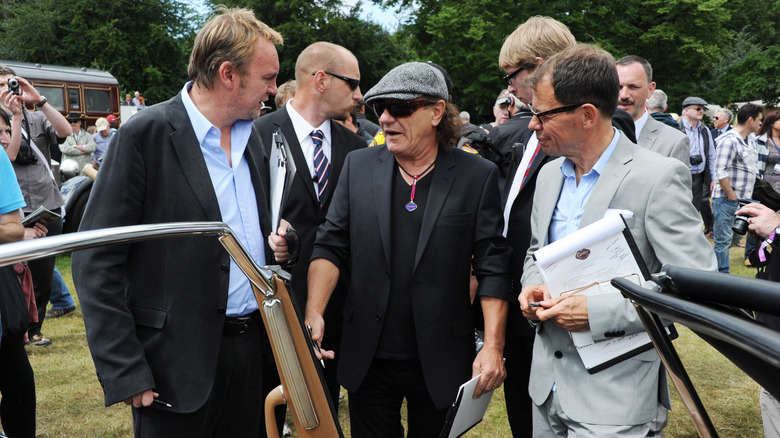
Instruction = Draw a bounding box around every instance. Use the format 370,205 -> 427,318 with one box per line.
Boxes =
495,16 -> 576,437
73,7 -> 289,437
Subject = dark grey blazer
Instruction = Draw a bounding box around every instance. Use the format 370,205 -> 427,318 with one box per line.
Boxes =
73,93 -> 273,412
312,145 -> 512,409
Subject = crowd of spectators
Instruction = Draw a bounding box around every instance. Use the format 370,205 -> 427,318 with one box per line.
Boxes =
3,7 -> 780,438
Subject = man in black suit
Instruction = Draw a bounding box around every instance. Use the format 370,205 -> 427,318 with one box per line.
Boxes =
72,7 -> 288,437
711,108 -> 734,139
496,16 -> 575,437
253,41 -> 365,413
305,62 -> 512,437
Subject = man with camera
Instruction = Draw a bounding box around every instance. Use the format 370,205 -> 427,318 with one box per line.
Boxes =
711,103 -> 763,273
0,65 -> 71,347
679,97 -> 717,215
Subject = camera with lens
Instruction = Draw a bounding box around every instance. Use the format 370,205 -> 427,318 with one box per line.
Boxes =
7,78 -> 20,96
689,155 -> 703,165
732,198 -> 760,235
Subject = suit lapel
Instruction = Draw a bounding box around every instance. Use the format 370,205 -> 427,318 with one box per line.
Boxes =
322,120 -> 348,205
538,166 -> 564,247
414,149 -> 456,271
168,94 -> 222,222
247,124 -> 272,241
639,118 -> 659,149
580,136 -> 633,227
374,147 -> 395,269
279,109 -> 319,204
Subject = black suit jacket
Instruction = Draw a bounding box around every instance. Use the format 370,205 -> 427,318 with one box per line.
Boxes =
253,107 -> 364,336
72,94 -> 273,412
503,134 -> 554,338
312,146 -> 512,409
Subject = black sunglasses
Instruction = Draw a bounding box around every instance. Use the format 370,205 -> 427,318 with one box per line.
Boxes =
370,99 -> 433,118
528,102 -> 596,127
503,67 -> 525,85
315,71 -> 360,91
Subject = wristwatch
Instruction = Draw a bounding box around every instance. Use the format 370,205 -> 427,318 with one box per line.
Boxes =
36,96 -> 47,109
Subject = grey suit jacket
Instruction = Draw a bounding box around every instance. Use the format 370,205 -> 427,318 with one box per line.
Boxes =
521,134 -> 716,425
638,116 -> 690,165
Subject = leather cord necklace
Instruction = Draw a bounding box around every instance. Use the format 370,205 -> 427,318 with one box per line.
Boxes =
397,160 -> 436,212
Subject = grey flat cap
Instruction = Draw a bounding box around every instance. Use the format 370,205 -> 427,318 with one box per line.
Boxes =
364,62 -> 449,104
682,96 -> 708,108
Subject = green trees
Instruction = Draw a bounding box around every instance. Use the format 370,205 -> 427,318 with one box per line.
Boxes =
1,0 -> 776,116
376,0 -> 779,120
0,0 -> 200,104
212,0 -> 411,108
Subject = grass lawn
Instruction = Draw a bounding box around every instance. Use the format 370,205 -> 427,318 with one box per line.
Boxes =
22,240 -> 765,437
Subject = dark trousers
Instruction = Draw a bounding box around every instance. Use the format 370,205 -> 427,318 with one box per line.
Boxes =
700,181 -> 714,231
259,336 -> 341,437
0,335 -> 36,438
691,172 -> 704,213
348,358 -> 449,438
27,210 -> 62,337
504,333 -> 534,437
132,315 -> 264,438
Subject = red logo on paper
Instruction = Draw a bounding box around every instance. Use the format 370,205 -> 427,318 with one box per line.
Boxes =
575,249 -> 591,260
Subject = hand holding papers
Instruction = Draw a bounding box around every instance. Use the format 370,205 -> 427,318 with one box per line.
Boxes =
531,212 -> 661,373
439,374 -> 494,438
22,206 -> 61,228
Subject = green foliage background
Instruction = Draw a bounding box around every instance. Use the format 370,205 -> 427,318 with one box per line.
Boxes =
1,0 -> 778,122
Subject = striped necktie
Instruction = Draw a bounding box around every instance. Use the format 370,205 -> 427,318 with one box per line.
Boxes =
311,129 -> 329,202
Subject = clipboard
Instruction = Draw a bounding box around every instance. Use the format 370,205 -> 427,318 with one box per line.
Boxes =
532,213 -> 676,373
439,374 -> 494,438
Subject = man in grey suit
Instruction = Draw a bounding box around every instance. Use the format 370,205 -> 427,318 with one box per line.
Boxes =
518,45 -> 716,436
616,55 -> 689,164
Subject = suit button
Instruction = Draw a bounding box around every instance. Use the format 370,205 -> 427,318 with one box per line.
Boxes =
375,314 -> 383,322
386,270 -> 390,277
554,351 -> 563,359
605,331 -> 614,338
616,330 -> 625,336
221,265 -> 229,273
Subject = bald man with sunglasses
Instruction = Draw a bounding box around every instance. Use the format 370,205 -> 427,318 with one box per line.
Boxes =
253,41 -> 366,425
305,62 -> 511,437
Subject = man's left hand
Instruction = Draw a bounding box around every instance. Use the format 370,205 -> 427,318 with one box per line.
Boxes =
534,294 -> 589,332
472,345 -> 506,398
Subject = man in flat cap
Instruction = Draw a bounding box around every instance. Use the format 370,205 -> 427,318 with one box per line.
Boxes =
679,96 -> 717,215
305,61 -> 512,437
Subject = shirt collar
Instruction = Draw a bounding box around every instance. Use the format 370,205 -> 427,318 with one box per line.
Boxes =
286,99 -> 332,145
180,82 -> 215,146
682,117 -> 699,131
561,128 -> 621,179
634,110 -> 649,137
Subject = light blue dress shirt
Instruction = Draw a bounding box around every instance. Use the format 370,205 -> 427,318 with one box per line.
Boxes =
180,82 -> 266,316
549,129 -> 620,244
